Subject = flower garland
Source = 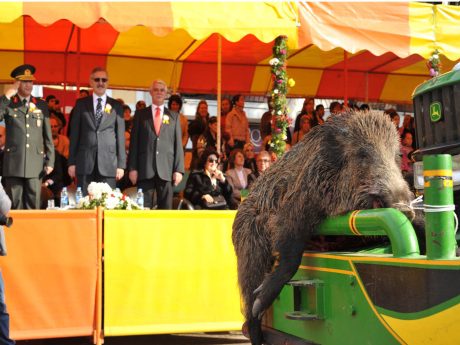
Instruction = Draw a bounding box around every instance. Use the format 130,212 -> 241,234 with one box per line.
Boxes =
76,182 -> 141,210
427,49 -> 441,78
269,36 -> 295,157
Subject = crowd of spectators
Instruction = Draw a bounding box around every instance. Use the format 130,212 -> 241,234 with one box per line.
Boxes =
1,78 -> 417,210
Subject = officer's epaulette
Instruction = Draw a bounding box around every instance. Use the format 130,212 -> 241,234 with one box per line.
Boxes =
11,95 -> 20,104
10,95 -> 39,107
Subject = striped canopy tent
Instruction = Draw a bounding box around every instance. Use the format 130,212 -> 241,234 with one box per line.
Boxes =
1,2 -> 460,104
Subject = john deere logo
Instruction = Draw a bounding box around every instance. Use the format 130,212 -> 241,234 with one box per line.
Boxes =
430,102 -> 442,122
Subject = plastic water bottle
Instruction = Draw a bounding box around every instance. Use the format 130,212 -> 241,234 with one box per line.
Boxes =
60,187 -> 69,208
136,188 -> 144,209
75,187 -> 83,205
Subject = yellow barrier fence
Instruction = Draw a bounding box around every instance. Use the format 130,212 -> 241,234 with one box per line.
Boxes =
103,210 -> 244,336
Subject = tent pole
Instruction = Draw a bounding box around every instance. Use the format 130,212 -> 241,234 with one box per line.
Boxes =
63,25 -> 76,114
217,34 -> 222,156
76,28 -> 81,94
344,50 -> 348,107
64,53 -> 68,94
365,72 -> 369,103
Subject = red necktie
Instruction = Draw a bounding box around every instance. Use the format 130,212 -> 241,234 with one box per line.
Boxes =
154,106 -> 161,135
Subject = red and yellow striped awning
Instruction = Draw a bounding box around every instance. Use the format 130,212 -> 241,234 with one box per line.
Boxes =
1,2 -> 459,103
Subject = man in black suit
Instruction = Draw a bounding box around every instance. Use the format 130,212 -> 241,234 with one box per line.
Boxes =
128,80 -> 184,209
68,67 -> 125,194
0,64 -> 55,209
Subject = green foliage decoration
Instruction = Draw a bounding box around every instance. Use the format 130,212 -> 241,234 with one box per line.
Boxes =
269,36 -> 295,157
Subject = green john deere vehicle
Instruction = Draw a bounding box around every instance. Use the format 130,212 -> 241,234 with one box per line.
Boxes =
261,70 -> 460,345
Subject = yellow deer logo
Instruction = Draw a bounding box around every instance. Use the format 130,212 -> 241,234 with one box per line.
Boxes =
430,102 -> 442,122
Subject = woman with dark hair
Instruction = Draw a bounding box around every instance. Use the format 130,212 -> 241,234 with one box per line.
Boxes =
135,100 -> 146,111
310,104 -> 325,128
168,94 -> 189,149
184,149 -> 233,209
123,104 -> 132,132
196,116 -> 226,159
385,109 -> 400,131
188,100 -> 211,170
294,97 -> 315,132
226,148 -> 252,207
292,114 -> 311,146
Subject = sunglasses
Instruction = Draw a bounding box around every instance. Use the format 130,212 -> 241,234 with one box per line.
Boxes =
93,78 -> 108,83
208,158 -> 219,163
257,159 -> 270,163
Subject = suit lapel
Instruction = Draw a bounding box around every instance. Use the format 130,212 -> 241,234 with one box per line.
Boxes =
158,107 -> 171,136
99,97 -> 113,128
84,97 -> 97,127
146,106 -> 155,133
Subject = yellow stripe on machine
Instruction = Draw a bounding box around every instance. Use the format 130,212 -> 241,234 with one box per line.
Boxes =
424,169 -> 453,177
348,210 -> 362,236
381,303 -> 460,345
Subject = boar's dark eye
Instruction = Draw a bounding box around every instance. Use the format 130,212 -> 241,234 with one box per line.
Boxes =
357,147 -> 370,160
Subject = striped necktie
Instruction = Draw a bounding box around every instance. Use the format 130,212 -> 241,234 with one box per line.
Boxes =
95,98 -> 103,126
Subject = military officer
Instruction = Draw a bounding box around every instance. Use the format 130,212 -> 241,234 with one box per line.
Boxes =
0,64 -> 55,209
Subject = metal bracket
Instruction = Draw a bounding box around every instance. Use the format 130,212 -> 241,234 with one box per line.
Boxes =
285,279 -> 325,321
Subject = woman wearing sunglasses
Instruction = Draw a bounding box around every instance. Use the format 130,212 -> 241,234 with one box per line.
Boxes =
184,148 -> 233,210
248,150 -> 272,189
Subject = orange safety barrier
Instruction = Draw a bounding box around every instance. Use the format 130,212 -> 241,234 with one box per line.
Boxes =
0,210 -> 101,341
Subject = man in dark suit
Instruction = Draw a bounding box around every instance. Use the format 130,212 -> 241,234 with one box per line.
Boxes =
68,67 -> 125,194
128,79 -> 184,209
0,64 -> 55,209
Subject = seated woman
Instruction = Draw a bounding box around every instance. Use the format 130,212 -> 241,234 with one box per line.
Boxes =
184,148 -> 234,210
226,149 -> 252,207
292,114 -> 311,146
248,150 -> 272,189
243,142 -> 257,173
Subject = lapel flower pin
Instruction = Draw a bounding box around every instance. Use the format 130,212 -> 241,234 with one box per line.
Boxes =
162,114 -> 170,124
104,103 -> 112,114
29,102 -> 36,112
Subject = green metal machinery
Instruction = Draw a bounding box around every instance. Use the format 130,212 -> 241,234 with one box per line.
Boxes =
261,70 -> 460,345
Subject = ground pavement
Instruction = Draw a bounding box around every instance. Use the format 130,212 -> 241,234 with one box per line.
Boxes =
17,332 -> 251,345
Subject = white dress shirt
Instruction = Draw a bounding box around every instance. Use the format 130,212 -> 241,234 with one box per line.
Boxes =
93,94 -> 107,112
151,104 -> 165,119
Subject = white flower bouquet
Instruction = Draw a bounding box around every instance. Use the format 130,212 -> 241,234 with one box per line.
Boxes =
76,182 -> 141,210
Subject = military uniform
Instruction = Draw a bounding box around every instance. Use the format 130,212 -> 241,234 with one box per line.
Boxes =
0,65 -> 55,209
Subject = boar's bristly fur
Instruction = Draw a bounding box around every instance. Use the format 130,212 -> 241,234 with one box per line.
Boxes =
232,110 -> 414,345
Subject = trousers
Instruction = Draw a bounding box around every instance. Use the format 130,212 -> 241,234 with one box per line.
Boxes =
0,271 -> 14,345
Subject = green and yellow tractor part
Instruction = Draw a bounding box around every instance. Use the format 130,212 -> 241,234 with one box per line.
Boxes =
263,154 -> 460,345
